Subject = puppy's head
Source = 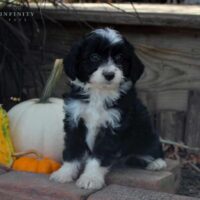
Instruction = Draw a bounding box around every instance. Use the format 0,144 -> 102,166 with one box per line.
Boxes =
64,28 -> 144,88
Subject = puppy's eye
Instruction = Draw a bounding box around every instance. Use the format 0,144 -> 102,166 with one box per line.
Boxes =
90,53 -> 101,62
114,54 -> 124,62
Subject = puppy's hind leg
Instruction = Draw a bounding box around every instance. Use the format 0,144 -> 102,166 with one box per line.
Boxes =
137,155 -> 167,171
125,155 -> 167,171
146,158 -> 167,171
145,142 -> 167,171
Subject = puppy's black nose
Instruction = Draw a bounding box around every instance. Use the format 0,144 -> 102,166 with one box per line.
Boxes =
103,72 -> 115,81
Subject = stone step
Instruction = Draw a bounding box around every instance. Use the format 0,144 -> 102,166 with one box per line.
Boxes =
106,159 -> 180,193
0,159 -> 180,200
0,188 -> 58,200
88,185 -> 199,200
0,166 -> 10,175
0,171 -> 93,200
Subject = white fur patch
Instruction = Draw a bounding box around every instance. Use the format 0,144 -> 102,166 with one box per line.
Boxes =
64,99 -> 85,127
146,159 -> 167,171
50,161 -> 80,183
76,158 -> 108,189
86,85 -> 122,150
94,28 -> 122,44
65,80 -> 133,151
120,81 -> 132,94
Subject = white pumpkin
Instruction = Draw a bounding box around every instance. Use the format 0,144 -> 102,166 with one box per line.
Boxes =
8,59 -> 65,162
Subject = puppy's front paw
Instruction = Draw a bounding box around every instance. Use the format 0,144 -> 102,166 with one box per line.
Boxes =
50,162 -> 80,183
146,158 -> 167,171
76,174 -> 105,190
50,168 -> 73,183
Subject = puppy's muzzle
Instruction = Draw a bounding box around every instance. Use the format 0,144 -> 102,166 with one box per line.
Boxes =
103,71 -> 115,81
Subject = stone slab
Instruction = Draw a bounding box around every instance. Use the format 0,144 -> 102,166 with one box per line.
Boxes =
106,159 -> 180,193
0,169 -> 6,175
88,185 -> 199,200
0,188 -> 59,200
0,159 -> 180,199
0,166 -> 10,175
166,159 -> 181,191
0,171 -> 94,200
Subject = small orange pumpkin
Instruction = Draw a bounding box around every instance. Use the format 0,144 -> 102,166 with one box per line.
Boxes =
12,150 -> 61,174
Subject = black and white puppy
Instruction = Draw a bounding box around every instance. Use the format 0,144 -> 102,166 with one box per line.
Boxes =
50,28 -> 166,189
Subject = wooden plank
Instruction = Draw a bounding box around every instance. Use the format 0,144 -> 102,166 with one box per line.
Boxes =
185,91 -> 200,147
157,111 -> 185,142
155,90 -> 189,112
30,3 -> 200,29
135,45 -> 200,92
138,90 -> 189,112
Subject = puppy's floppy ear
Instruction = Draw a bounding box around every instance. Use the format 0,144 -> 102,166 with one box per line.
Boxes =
131,51 -> 145,84
123,38 -> 144,84
63,41 -> 82,81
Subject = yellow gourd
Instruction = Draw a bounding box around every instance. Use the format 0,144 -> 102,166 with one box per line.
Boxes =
0,105 -> 15,167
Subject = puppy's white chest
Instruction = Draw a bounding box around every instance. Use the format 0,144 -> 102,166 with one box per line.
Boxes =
84,98 -> 105,126
66,90 -> 121,151
83,92 -> 120,151
83,97 -> 107,151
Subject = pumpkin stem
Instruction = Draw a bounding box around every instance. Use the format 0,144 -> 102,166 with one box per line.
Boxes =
39,59 -> 63,103
12,150 -> 43,159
